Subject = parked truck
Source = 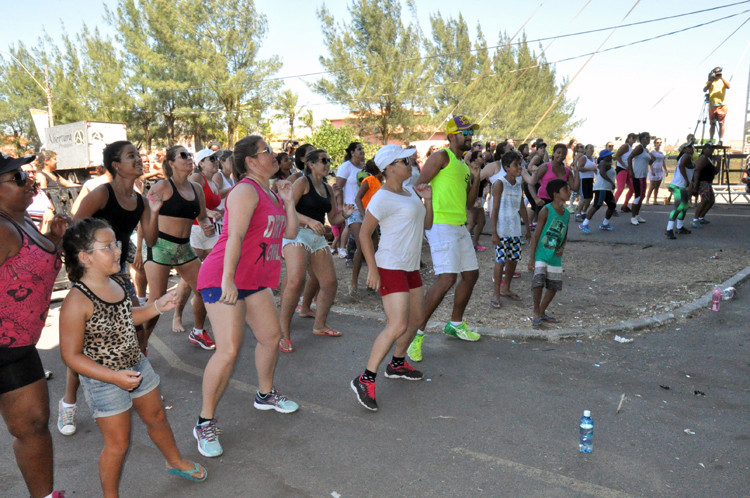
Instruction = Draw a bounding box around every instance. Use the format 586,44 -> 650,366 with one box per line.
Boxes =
44,121 -> 127,181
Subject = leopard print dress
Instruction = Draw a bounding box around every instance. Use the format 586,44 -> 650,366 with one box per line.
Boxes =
72,276 -> 141,370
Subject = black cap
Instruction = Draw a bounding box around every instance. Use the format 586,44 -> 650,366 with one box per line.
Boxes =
0,153 -> 36,176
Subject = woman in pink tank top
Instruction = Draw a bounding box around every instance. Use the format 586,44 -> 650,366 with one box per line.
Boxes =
0,154 -> 69,498
524,143 -> 580,205
192,136 -> 301,457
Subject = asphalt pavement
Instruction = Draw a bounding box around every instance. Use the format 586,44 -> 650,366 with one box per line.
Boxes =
2,280 -> 747,497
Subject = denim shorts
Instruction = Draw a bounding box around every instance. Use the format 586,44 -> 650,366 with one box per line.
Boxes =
200,287 -> 265,304
346,209 -> 363,227
79,354 -> 160,418
282,227 -> 330,253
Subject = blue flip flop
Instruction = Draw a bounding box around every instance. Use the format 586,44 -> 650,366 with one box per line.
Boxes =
166,461 -> 208,482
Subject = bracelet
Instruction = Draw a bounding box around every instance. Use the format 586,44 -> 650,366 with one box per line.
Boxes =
154,301 -> 164,315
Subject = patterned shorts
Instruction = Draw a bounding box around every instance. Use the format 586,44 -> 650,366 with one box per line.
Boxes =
532,261 -> 563,291
494,237 -> 521,263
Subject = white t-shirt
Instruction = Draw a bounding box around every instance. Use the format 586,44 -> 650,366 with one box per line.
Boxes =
366,186 -> 426,271
336,160 -> 363,205
402,166 -> 421,187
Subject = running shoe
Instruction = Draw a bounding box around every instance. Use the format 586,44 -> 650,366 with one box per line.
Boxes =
351,375 -> 378,411
665,230 -> 676,240
612,210 -> 620,217
636,215 -> 646,223
677,227 -> 692,234
691,221 -> 702,229
699,219 -> 710,225
337,248 -> 347,258
513,271 -> 521,278
630,218 -> 639,226
57,399 -> 76,436
599,223 -> 614,231
254,387 -> 299,413
407,333 -> 424,362
444,322 -> 480,341
385,360 -> 424,380
193,418 -> 223,457
474,244 -> 487,252
189,329 -> 216,350
574,214 -> 584,223
621,205 -> 632,213
579,224 -> 591,234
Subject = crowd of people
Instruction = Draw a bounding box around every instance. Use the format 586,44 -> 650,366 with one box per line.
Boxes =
0,113 -> 727,496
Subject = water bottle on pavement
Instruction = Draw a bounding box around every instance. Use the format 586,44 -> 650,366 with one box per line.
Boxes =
579,410 -> 593,453
710,286 -> 722,312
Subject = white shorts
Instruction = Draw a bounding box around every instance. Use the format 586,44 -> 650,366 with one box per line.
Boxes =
425,223 -> 478,275
190,224 -> 219,251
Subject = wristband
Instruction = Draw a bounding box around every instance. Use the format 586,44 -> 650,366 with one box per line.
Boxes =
154,301 -> 164,314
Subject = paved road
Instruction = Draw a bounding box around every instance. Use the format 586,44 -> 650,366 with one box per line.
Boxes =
4,276 -> 748,497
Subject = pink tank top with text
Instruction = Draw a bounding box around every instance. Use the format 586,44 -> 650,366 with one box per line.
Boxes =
0,213 -> 61,347
197,178 -> 287,291
538,162 -> 570,200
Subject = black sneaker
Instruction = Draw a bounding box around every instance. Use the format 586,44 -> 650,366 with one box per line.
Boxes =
351,375 -> 378,411
385,360 -> 424,380
665,230 -> 676,240
621,205 -> 631,213
677,227 -> 692,234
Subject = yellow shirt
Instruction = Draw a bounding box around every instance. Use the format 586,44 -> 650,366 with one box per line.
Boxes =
706,79 -> 727,107
432,148 -> 470,225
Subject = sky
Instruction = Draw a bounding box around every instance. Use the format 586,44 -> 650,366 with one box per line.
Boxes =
2,0 -> 750,147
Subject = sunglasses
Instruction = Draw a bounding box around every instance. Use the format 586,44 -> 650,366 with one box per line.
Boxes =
254,146 -> 273,157
0,169 -> 33,187
178,151 -> 194,160
320,157 -> 331,165
205,156 -> 218,163
453,129 -> 475,136
85,240 -> 122,253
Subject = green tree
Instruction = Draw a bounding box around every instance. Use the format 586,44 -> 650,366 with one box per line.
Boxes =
309,120 -> 357,165
274,89 -> 302,140
312,0 -> 428,144
300,108 -> 316,136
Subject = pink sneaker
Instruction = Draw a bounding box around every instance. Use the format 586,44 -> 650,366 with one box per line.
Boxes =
474,244 -> 487,252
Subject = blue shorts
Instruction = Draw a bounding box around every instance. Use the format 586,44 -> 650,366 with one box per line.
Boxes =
346,209 -> 363,227
282,227 -> 329,253
79,354 -> 159,418
200,287 -> 265,304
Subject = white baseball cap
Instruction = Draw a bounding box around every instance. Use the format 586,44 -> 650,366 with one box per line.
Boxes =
373,145 -> 416,171
194,148 -> 219,165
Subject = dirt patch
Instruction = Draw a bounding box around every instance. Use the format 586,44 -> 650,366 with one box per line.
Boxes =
317,241 -> 748,331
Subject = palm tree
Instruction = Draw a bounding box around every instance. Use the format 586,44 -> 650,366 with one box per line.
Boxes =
300,108 -> 315,135
275,89 -> 302,140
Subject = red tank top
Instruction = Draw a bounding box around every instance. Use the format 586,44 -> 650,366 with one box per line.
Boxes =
197,178 -> 287,291
0,213 -> 61,348
193,174 -> 222,225
538,162 -> 570,200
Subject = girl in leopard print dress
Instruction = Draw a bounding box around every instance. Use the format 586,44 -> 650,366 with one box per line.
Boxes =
59,218 -> 207,496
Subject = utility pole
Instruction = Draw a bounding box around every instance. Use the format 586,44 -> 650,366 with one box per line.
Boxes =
44,64 -> 54,127
744,63 -> 750,155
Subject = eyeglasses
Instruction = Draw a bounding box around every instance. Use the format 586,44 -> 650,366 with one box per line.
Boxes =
453,129 -> 475,136
320,157 -> 331,165
85,240 -> 122,253
178,151 -> 193,160
0,169 -> 33,187
254,146 -> 273,157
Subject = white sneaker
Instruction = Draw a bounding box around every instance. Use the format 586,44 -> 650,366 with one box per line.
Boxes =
636,215 -> 646,223
337,248 -> 347,259
630,217 -> 639,226
57,399 -> 76,436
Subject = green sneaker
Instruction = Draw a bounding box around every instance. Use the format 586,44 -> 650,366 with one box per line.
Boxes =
407,333 -> 424,362
444,322 -> 480,342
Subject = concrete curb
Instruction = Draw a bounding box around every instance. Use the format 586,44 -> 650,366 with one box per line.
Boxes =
331,264 -> 750,341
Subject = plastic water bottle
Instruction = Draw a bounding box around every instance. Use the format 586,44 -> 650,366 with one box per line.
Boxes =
579,410 -> 593,453
710,286 -> 722,312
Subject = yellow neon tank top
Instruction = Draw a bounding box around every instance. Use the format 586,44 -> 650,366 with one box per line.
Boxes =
432,148 -> 470,225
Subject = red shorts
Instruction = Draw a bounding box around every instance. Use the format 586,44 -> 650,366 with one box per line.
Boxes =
377,268 -> 423,296
710,105 -> 727,124
331,223 -> 343,238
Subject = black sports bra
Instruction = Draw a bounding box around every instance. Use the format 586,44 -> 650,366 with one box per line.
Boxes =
159,179 -> 200,220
